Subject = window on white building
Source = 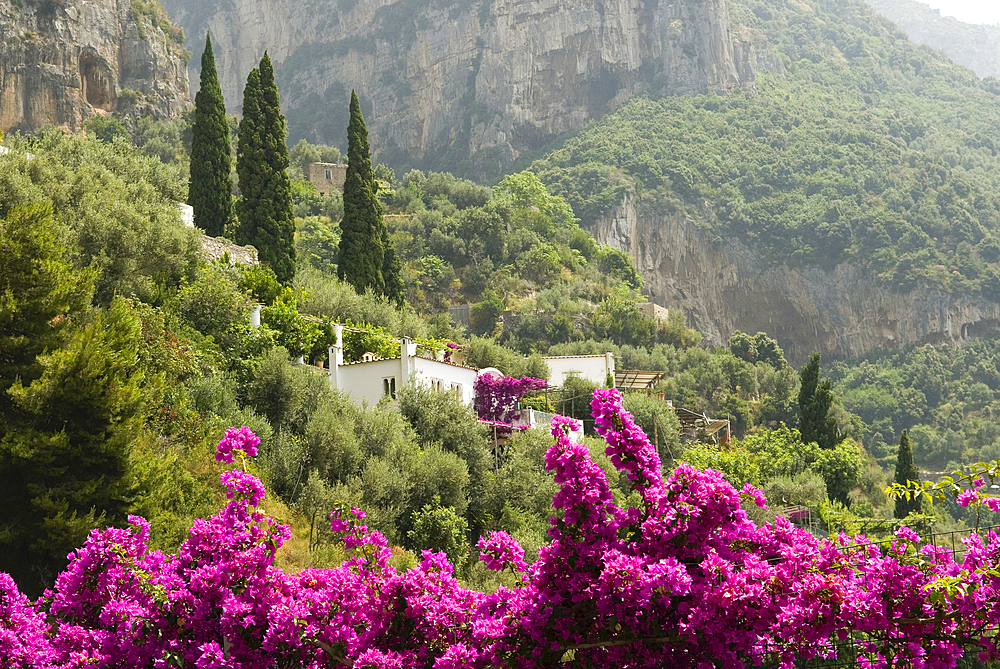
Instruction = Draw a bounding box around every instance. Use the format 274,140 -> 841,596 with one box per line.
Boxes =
383,377 -> 397,399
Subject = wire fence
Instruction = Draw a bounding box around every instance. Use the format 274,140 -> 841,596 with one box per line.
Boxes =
753,524 -> 1000,668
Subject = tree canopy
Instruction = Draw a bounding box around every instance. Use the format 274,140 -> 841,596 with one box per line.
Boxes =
236,52 -> 295,283
188,31 -> 232,237
799,353 -> 840,450
893,429 -> 921,519
338,90 -> 403,304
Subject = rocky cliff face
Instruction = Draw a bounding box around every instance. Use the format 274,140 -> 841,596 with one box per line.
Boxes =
162,0 -> 767,174
0,0 -> 190,134
593,195 -> 1000,367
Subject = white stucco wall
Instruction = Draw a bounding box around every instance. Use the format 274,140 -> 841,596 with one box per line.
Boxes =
330,353 -> 479,407
543,354 -> 615,387
412,358 -> 479,406
335,358 -> 405,406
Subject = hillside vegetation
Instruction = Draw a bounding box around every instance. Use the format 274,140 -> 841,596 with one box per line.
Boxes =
9,0 -> 1000,598
533,0 -> 1000,294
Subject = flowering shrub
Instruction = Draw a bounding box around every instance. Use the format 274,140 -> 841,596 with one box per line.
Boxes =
473,373 -> 547,426
4,393 -> 1000,667
214,425 -> 260,463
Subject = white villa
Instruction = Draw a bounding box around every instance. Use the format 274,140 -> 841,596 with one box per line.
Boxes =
326,325 -> 479,406
320,325 -> 585,443
543,353 -> 616,387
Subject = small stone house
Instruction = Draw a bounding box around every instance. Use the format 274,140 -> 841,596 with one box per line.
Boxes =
308,162 -> 347,196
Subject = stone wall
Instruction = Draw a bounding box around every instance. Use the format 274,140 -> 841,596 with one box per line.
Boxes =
307,161 -> 345,195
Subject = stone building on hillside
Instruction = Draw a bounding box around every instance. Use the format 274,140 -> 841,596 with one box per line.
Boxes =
637,302 -> 670,323
308,162 -> 346,196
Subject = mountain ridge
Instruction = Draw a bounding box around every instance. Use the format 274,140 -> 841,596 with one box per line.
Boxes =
863,0 -> 1000,79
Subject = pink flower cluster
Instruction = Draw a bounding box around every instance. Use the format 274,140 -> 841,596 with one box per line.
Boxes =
473,373 -> 547,425
477,531 -> 528,574
956,476 -> 1000,512
5,400 -> 1000,668
215,425 -> 260,463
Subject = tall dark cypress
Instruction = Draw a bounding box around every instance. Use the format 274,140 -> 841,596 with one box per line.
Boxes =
893,430 -> 922,519
339,90 -> 385,295
798,352 -> 838,449
381,224 -> 405,306
188,32 -> 232,237
236,52 -> 295,284
236,66 -> 263,247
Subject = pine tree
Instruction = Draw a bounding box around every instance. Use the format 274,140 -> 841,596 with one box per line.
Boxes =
188,32 -> 232,237
236,52 -> 295,284
338,90 -> 404,304
1,298 -> 145,598
893,430 -> 922,519
798,352 -> 839,449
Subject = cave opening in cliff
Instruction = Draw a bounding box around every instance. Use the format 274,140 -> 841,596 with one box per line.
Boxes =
79,53 -> 113,110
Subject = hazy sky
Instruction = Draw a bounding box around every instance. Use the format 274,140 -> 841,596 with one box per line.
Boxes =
923,0 -> 1000,26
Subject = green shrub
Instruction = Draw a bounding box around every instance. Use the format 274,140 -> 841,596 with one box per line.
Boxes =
407,496 -> 470,569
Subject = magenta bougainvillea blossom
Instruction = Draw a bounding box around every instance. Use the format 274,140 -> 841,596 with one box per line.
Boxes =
473,373 -> 547,426
477,531 -> 528,575
5,396 -> 1000,668
215,425 -> 260,463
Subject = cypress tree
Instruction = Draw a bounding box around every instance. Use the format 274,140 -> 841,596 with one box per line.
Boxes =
339,90 -> 384,294
893,430 -> 922,519
798,352 -> 838,449
236,52 -> 295,284
188,32 -> 232,237
338,90 -> 404,304
382,224 -> 405,305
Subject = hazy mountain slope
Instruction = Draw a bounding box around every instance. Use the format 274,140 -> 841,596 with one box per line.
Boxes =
532,0 -> 1000,363
863,0 -> 1000,79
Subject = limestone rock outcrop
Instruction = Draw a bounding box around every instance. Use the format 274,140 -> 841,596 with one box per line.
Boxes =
592,195 -> 1000,367
0,0 -> 190,134
161,0 -> 770,173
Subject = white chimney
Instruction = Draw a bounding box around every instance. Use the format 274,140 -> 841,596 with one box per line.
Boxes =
400,337 -> 415,387
328,324 -> 344,389
251,304 -> 262,327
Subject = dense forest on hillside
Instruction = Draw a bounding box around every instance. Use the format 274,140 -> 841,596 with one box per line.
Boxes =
5,127 -> 1000,602
532,0 -> 1000,294
0,130 -> 693,596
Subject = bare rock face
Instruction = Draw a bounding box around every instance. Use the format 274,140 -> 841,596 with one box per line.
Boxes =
0,0 -> 190,134
592,195 -> 1000,367
161,0 -> 765,174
